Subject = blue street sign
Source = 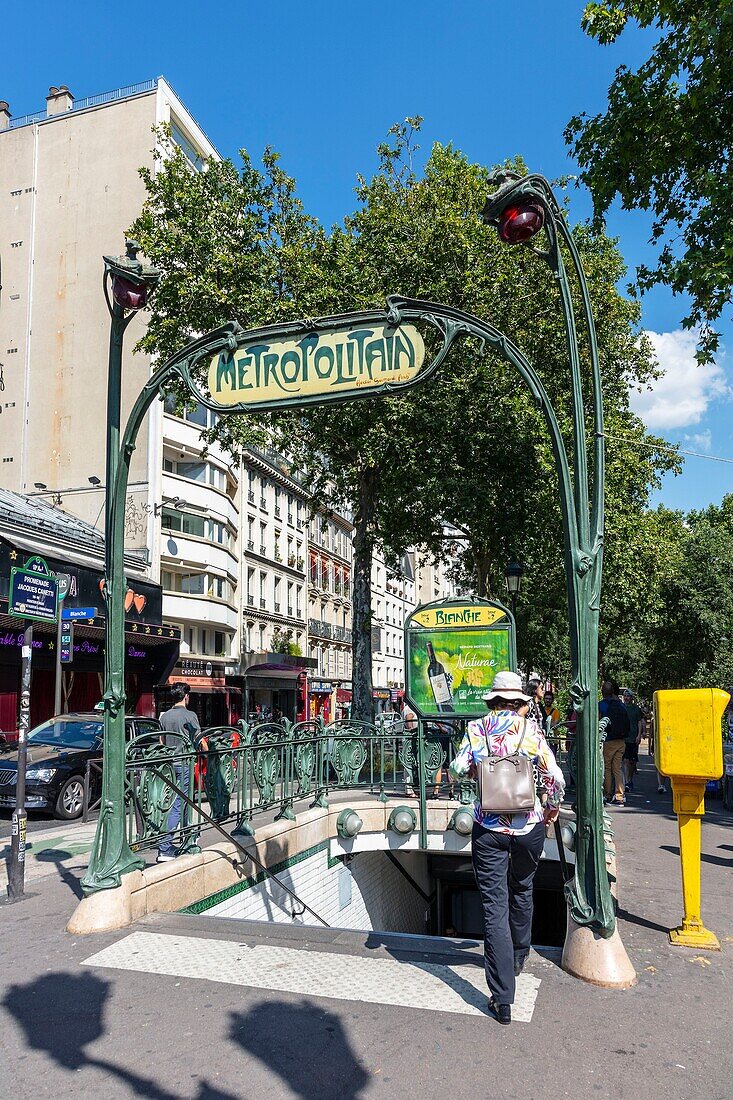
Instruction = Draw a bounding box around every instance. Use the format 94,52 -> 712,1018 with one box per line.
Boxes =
9,566 -> 59,624
60,622 -> 74,664
61,606 -> 97,621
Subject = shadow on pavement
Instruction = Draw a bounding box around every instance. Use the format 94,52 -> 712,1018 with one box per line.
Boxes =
616,907 -> 671,935
659,843 -> 733,868
34,848 -> 85,899
2,971 -> 238,1099
230,999 -> 370,1100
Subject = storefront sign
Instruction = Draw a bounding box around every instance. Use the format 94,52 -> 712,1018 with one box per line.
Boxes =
309,680 -> 332,694
208,321 -> 425,409
9,558 -> 58,624
405,599 -> 515,719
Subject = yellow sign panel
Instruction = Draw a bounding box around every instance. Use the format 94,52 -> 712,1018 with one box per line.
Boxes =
411,604 -> 507,630
654,687 -> 728,779
208,322 -> 426,408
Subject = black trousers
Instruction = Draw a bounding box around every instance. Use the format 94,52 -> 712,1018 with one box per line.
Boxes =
471,820 -> 546,1005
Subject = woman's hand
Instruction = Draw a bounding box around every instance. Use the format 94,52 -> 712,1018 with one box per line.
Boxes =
543,805 -> 560,825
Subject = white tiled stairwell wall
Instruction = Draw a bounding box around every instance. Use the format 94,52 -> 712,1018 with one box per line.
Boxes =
203,846 -> 430,934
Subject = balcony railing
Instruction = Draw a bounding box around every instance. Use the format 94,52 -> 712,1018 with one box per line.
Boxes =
274,506 -> 281,519
274,602 -> 281,613
247,540 -> 254,551
260,598 -> 266,608
333,626 -> 352,643
260,544 -> 267,555
260,497 -> 267,509
247,595 -> 254,606
248,491 -> 255,503
309,618 -> 332,639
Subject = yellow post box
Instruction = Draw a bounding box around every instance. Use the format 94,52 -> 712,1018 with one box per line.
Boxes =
654,687 -> 729,950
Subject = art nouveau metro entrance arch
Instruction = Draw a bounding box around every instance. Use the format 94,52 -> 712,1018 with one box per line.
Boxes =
81,171 -> 635,987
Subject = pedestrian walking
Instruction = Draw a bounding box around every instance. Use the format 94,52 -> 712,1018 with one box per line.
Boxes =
599,680 -> 630,805
526,678 -> 545,729
449,671 -> 564,1026
157,682 -> 201,863
622,688 -> 644,791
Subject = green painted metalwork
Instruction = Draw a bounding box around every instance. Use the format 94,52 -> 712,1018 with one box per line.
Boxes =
84,171 -> 612,938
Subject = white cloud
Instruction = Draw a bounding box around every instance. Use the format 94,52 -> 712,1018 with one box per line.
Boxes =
683,429 -> 712,453
630,329 -> 730,429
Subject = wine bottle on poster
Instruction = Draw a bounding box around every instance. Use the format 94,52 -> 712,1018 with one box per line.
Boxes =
426,641 -> 455,712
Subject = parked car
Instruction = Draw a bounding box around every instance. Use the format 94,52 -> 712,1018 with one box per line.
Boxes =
0,713 -> 161,820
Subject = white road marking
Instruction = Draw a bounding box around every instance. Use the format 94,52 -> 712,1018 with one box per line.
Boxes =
84,931 -> 541,1022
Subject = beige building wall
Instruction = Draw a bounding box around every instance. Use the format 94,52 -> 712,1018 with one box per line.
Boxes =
0,88 -> 159,531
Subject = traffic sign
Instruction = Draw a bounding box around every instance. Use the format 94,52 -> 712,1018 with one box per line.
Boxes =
61,606 -> 97,621
60,622 -> 74,664
9,564 -> 59,623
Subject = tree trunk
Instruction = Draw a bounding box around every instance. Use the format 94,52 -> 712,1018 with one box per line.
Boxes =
471,545 -> 491,599
351,467 -> 377,722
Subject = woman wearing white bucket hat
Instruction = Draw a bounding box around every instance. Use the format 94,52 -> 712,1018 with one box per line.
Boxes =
449,670 -> 565,1025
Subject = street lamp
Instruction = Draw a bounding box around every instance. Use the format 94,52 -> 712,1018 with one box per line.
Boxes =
478,171 -> 631,980
504,558 -> 524,620
82,241 -> 160,892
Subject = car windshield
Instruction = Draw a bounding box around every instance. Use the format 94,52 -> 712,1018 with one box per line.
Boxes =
28,717 -> 102,750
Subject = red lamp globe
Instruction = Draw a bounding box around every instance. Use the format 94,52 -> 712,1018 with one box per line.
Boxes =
497,200 -> 545,244
111,274 -> 148,310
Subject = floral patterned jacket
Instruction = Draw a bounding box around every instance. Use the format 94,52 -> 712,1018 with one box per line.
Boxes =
449,710 -> 565,835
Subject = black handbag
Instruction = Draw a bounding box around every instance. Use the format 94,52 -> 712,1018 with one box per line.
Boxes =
477,718 -> 536,814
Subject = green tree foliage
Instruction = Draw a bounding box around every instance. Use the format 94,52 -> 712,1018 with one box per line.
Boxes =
131,122 -> 675,716
650,496 -> 733,691
566,1 -> 733,361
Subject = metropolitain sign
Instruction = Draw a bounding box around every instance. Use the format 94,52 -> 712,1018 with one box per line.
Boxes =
208,320 -> 426,408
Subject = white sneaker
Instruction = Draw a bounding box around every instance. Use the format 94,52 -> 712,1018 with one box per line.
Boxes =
657,784 -> 666,794
156,852 -> 176,863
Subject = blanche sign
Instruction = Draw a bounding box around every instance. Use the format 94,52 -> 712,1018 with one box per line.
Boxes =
208,321 -> 426,408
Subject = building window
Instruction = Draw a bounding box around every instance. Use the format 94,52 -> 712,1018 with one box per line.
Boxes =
176,460 -> 207,483
161,508 -> 205,538
184,402 -> 208,428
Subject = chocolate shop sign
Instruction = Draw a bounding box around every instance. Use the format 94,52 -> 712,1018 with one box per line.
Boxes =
208,322 -> 425,408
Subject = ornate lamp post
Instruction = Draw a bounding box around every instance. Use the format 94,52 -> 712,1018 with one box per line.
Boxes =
504,558 -> 524,621
81,242 -> 160,892
479,171 -> 634,983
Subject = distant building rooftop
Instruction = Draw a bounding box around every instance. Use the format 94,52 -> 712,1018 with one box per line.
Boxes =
4,79 -> 157,132
0,488 -> 145,571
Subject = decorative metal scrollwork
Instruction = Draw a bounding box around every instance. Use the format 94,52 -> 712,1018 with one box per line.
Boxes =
422,738 -> 446,786
331,731 -> 368,786
203,728 -> 237,820
252,744 -> 281,807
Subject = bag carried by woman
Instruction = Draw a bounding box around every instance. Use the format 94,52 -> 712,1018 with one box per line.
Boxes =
477,718 -> 536,814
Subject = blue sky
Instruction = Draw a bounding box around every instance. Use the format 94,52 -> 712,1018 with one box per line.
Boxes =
6,0 -> 731,513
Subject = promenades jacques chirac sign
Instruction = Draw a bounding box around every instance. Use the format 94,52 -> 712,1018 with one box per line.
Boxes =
208,318 -> 426,409
404,599 -> 517,720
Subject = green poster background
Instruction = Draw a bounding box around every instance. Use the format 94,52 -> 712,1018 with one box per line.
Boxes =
406,627 -> 511,717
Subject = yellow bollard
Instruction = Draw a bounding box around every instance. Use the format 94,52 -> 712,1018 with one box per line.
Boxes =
669,778 -> 719,949
654,688 -> 729,951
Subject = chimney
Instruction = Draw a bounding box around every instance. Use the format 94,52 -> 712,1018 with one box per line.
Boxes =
46,85 -> 74,117
0,101 -> 10,131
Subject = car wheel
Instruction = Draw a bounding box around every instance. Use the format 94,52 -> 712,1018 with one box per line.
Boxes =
55,776 -> 85,820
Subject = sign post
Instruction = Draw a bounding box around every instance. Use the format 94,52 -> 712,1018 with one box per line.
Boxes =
7,556 -> 58,900
53,572 -> 71,715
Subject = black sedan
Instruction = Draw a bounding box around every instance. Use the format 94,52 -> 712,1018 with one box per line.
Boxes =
0,713 -> 161,820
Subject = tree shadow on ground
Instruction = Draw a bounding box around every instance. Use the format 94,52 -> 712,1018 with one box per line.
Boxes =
2,971 -> 237,1099
33,848 -> 85,899
230,999 -> 370,1100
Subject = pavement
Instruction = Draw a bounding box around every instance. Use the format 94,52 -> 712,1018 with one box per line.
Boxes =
1,752 -> 732,1100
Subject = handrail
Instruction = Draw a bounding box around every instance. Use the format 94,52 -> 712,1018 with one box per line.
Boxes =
153,769 -> 330,927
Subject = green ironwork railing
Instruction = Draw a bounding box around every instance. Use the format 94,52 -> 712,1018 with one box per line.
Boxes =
122,717 -> 577,855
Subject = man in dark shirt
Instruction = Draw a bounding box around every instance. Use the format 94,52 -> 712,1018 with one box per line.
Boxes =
157,682 -> 201,862
599,680 -> 630,805
622,688 -> 644,791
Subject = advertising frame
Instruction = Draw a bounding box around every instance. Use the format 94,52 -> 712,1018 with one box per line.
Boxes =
404,597 -> 517,720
